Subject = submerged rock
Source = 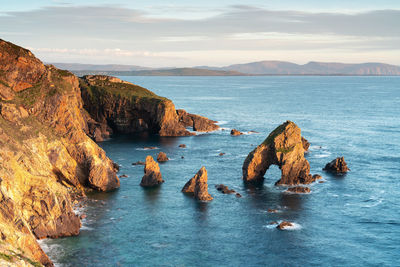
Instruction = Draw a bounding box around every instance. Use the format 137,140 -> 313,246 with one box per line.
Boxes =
267,209 -> 278,213
242,121 -> 317,185
182,167 -> 213,201
231,129 -> 243,136
140,156 -> 164,187
215,184 -> 236,194
219,152 -> 226,156
276,221 -> 294,230
323,157 -> 350,174
157,152 -> 169,162
285,186 -> 311,194
119,174 -> 128,178
132,161 -> 145,166
178,144 -> 186,148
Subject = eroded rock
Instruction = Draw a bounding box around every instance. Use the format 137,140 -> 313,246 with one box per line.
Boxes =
231,129 -> 243,136
157,152 -> 169,162
176,109 -> 219,132
140,156 -> 164,187
182,167 -> 213,201
323,157 -> 350,174
242,121 -> 316,185
285,186 -> 311,194
276,221 -> 294,230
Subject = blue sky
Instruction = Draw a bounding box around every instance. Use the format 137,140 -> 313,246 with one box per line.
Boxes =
1,0 -> 399,66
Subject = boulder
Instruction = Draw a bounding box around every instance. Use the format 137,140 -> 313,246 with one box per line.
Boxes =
132,161 -> 145,165
276,221 -> 294,230
140,156 -> 164,187
215,184 -> 236,194
242,121 -> 317,185
323,157 -> 350,174
157,152 -> 169,162
178,144 -> 186,148
182,167 -> 213,201
231,129 -> 243,136
285,186 -> 311,194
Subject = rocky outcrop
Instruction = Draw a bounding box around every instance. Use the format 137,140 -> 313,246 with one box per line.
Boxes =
276,221 -> 294,230
80,76 -> 218,138
285,186 -> 311,194
140,156 -> 164,187
242,121 -> 317,185
182,167 -> 213,201
323,157 -> 350,174
157,152 -> 169,162
215,184 -> 236,194
176,109 -> 219,132
231,129 -> 243,136
0,39 -> 120,266
302,137 -> 310,152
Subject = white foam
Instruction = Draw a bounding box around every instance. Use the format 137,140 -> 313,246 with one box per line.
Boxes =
216,120 -> 229,125
263,221 -> 302,230
136,147 -> 160,151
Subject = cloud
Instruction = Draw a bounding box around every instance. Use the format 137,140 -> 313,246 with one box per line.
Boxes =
0,5 -> 399,65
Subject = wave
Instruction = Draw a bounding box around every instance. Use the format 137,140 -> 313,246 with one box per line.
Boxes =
135,147 -> 160,151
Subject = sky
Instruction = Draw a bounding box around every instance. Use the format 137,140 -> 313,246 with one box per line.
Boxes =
1,0 -> 399,67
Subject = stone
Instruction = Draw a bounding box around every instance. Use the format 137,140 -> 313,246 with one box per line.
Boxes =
178,144 -> 186,148
144,146 -> 157,150
285,186 -> 311,194
132,161 -> 145,165
157,152 -> 169,162
215,184 -> 236,194
323,157 -> 350,174
182,167 -> 213,201
119,174 -> 128,178
277,221 -> 294,230
235,193 -> 242,198
140,156 -> 164,187
242,121 -> 316,185
231,129 -> 243,136
219,152 -> 226,156
268,209 -> 278,213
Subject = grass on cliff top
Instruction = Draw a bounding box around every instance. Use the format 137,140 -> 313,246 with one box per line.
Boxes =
262,121 -> 293,145
0,39 -> 32,58
80,77 -> 168,103
0,250 -> 42,267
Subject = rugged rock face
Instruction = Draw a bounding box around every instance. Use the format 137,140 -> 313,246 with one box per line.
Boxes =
140,156 -> 164,187
323,157 -> 350,174
182,167 -> 213,201
276,221 -> 294,230
176,109 -> 219,132
80,75 -> 197,137
157,152 -> 169,162
231,129 -> 243,136
242,121 -> 317,185
0,39 -> 120,266
302,137 -> 310,152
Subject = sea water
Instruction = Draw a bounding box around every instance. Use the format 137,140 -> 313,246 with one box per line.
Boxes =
41,76 -> 400,266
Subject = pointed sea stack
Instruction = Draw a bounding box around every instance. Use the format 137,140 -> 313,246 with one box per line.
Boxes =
242,121 -> 317,185
140,156 -> 164,187
182,167 -> 213,201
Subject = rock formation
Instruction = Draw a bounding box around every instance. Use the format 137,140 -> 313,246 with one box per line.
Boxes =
140,156 -> 164,187
276,221 -> 294,230
323,157 -> 350,174
215,184 -> 236,194
182,167 -> 213,201
302,137 -> 310,152
179,144 -> 186,148
231,129 -> 243,136
176,109 -> 219,132
242,121 -> 317,185
286,186 -> 311,194
0,39 -> 120,266
157,152 -> 169,162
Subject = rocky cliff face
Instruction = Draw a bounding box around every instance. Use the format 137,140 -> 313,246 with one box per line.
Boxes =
80,76 -> 219,139
0,39 -> 120,266
80,75 -> 193,138
182,167 -> 213,201
242,121 -> 317,185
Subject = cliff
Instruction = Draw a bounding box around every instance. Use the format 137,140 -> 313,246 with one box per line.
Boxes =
0,39 -> 120,266
80,75 -> 218,138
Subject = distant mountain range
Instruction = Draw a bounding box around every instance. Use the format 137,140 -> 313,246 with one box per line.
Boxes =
51,61 -> 400,76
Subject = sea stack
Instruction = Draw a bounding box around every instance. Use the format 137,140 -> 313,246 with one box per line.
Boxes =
323,157 -> 350,174
157,152 -> 169,162
242,121 -> 317,185
182,167 -> 213,201
140,156 -> 164,187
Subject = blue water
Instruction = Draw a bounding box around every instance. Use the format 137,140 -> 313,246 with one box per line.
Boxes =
41,76 -> 400,266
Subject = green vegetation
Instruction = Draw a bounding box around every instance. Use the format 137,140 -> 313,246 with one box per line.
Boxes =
276,145 -> 295,154
55,68 -> 73,77
80,77 -> 168,104
263,121 -> 293,145
0,252 -> 13,262
14,83 -> 43,107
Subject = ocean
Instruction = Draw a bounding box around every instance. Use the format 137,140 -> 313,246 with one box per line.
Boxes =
40,76 -> 400,266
